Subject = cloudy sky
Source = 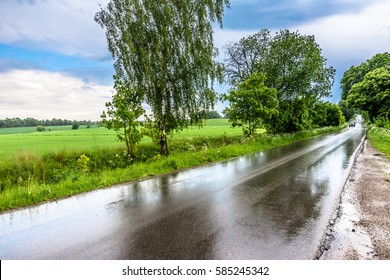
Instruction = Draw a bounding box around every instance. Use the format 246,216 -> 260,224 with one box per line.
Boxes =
0,0 -> 389,120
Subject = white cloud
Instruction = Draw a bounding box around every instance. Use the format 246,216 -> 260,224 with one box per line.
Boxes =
292,1 -> 390,67
216,0 -> 390,67
0,70 -> 114,120
0,0 -> 110,59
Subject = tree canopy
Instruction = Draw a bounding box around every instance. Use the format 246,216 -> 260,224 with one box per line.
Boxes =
101,76 -> 144,157
95,0 -> 230,155
341,52 -> 390,101
222,72 -> 278,136
347,67 -> 390,122
223,29 -> 335,133
312,101 -> 345,127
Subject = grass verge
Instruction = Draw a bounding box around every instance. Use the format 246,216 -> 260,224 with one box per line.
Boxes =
0,125 -> 344,212
368,126 -> 390,158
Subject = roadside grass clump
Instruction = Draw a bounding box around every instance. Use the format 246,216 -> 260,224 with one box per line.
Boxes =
0,124 -> 346,212
368,126 -> 390,158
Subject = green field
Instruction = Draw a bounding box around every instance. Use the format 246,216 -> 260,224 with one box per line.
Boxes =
0,119 -> 241,160
0,125 -> 76,135
0,126 -> 118,160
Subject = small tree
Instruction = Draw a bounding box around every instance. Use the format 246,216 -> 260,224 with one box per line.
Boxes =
36,125 -> 45,132
222,72 -> 278,136
72,121 -> 80,130
101,76 -> 144,158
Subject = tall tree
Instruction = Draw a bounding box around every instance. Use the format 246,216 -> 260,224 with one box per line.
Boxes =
224,29 -> 271,86
224,29 -> 335,133
347,67 -> 390,122
341,52 -> 390,100
95,0 -> 230,156
267,30 -> 335,102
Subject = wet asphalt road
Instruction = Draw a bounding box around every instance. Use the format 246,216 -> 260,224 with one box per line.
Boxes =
0,123 -> 366,260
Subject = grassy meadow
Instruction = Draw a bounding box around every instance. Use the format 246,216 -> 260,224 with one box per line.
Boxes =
0,119 -> 243,160
0,119 -> 345,212
0,126 -> 120,160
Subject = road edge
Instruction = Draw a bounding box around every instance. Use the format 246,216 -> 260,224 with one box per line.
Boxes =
314,129 -> 367,260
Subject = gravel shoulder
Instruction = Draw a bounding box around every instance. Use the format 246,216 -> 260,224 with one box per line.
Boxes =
319,140 -> 390,260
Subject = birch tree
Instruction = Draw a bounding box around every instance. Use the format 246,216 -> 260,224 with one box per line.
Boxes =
96,0 -> 230,155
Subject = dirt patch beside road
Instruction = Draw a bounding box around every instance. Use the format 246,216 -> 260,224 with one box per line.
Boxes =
319,140 -> 390,260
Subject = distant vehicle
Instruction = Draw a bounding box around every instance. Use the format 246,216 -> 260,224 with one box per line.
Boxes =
349,122 -> 355,127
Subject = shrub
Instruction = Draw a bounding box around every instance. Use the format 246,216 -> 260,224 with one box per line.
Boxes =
72,122 -> 80,130
374,116 -> 390,129
36,125 -> 45,132
77,154 -> 90,173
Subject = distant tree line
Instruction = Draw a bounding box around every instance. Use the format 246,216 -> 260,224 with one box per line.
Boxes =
0,117 -> 98,128
199,110 -> 222,119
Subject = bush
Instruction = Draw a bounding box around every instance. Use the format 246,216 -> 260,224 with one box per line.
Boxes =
72,122 -> 80,130
374,116 -> 390,129
36,125 -> 45,132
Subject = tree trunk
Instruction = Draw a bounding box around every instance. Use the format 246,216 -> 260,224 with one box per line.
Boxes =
123,124 -> 132,157
159,121 -> 169,156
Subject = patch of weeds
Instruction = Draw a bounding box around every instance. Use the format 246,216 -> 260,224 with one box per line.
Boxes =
77,154 -> 90,173
0,181 -> 6,193
163,158 -> 179,170
152,154 -> 162,161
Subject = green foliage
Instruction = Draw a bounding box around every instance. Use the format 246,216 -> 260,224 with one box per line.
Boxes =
338,100 -> 355,121
368,126 -> 390,158
347,67 -> 390,122
374,116 -> 390,129
341,52 -> 390,100
36,125 -> 45,132
200,110 -> 221,119
95,0 -> 230,156
224,29 -> 271,85
77,154 -> 90,173
312,102 -> 345,127
72,122 -> 80,130
101,76 -> 144,157
324,104 -> 345,127
274,98 -> 312,133
222,72 -> 278,136
268,30 -> 335,102
224,29 -> 335,133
